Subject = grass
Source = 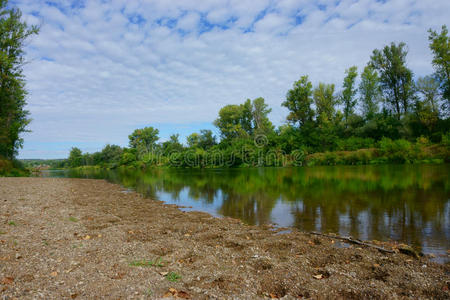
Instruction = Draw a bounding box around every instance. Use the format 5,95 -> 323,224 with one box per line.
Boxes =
129,258 -> 164,267
8,221 -> 16,226
165,272 -> 181,282
68,216 -> 78,222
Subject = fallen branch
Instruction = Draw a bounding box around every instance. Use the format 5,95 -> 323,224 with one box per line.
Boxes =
309,231 -> 395,254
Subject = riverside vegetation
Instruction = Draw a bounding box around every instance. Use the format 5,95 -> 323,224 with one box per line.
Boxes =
57,27 -> 450,169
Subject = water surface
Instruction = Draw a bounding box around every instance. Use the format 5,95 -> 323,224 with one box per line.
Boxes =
42,165 -> 450,260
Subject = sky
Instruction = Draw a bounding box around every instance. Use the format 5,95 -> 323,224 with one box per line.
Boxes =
13,0 -> 450,159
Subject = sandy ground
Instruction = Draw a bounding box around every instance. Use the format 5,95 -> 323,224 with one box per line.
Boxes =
0,177 -> 449,299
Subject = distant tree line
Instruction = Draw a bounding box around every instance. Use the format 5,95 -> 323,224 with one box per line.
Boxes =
68,26 -> 450,168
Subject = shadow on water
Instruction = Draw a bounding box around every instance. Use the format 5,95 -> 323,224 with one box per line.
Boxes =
41,164 -> 450,260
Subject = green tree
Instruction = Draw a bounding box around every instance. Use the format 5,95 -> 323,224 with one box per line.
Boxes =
370,42 -> 414,119
428,25 -> 449,112
340,66 -> 358,125
359,65 -> 381,119
251,97 -> 273,135
214,104 -> 248,140
240,99 -> 253,135
128,127 -> 159,156
0,0 -> 39,159
416,75 -> 441,113
162,134 -> 183,154
282,75 -> 314,127
314,83 -> 336,121
187,132 -> 201,148
68,147 -> 83,168
198,129 -> 216,149
101,144 -> 122,164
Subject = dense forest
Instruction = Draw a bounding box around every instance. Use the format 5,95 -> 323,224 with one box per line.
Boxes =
62,26 -> 449,169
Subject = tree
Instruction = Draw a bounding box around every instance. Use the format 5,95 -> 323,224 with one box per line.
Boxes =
162,134 -> 183,154
128,127 -> 159,156
187,132 -> 200,148
416,75 -> 441,113
214,104 -> 248,140
68,147 -> 83,168
428,25 -> 449,112
359,65 -> 381,119
0,0 -> 39,159
282,75 -> 314,127
100,144 -> 122,164
313,83 -> 336,121
198,129 -> 216,149
340,66 -> 358,125
370,42 -> 414,119
251,97 -> 273,135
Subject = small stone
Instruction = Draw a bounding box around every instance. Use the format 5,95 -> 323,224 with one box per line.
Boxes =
15,253 -> 22,259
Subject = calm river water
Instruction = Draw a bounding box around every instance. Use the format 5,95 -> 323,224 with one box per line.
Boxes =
42,164 -> 449,260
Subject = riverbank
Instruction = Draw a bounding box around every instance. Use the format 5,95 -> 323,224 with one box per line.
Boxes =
1,178 -> 448,299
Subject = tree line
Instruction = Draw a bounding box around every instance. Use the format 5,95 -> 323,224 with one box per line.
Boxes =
66,26 -> 449,169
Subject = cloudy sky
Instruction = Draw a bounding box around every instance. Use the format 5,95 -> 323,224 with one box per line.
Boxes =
14,0 -> 449,158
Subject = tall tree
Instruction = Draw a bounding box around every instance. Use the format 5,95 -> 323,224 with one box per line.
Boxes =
313,83 -> 336,121
198,129 -> 216,149
68,147 -> 83,168
251,97 -> 273,135
416,75 -> 441,113
370,42 -> 414,119
162,134 -> 183,154
340,66 -> 358,125
359,65 -> 381,119
428,25 -> 449,112
282,75 -> 314,127
128,127 -> 159,156
214,104 -> 248,140
0,0 -> 39,159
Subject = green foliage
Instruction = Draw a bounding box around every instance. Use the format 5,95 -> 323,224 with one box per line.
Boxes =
340,66 -> 358,124
359,65 -> 381,120
0,0 -> 39,159
128,127 -> 159,158
165,272 -> 181,282
370,42 -> 414,119
68,147 -> 83,168
314,83 -> 336,121
428,25 -> 449,112
282,75 -> 314,127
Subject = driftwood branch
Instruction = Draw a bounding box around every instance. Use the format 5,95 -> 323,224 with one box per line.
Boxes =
310,231 -> 395,254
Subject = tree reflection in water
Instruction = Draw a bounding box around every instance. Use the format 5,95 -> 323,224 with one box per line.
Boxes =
61,164 -> 449,255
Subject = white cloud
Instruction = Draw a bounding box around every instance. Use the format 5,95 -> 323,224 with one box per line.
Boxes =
12,0 -> 450,158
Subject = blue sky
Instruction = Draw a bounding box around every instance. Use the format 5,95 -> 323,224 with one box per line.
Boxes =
13,0 -> 450,158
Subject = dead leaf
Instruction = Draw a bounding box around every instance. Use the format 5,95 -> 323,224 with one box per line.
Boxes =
1,276 -> 14,285
159,271 -> 169,276
313,274 -> 323,280
184,233 -> 190,237
169,288 -> 177,293
97,234 -> 102,238
373,263 -> 380,268
177,290 -> 191,299
50,271 -> 58,277
269,293 -> 278,298
83,235 -> 91,240
70,293 -> 78,299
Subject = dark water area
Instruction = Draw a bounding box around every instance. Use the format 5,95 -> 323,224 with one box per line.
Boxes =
41,164 -> 450,261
